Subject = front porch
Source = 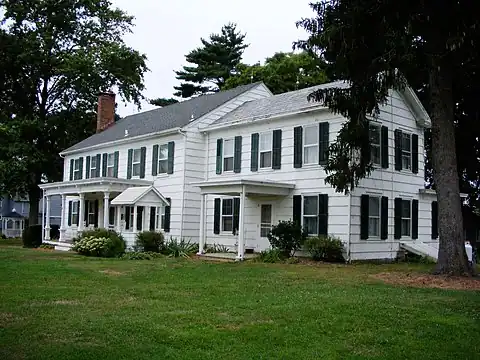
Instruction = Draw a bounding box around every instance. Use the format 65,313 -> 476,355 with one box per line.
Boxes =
192,179 -> 295,260
39,178 -> 170,248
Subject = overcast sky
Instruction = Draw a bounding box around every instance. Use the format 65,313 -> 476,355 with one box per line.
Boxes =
111,0 -> 312,116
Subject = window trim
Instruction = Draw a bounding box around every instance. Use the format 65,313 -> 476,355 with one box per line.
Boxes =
157,144 -> 169,174
89,156 -> 98,178
126,206 -> 134,231
368,196 -> 381,238
260,203 -> 273,238
132,148 -> 142,177
221,197 -> 235,233
107,153 -> 115,177
401,199 -> 412,237
73,159 -> 81,180
155,205 -> 166,230
369,124 -> 382,166
223,138 -> 235,172
259,132 -> 272,169
302,195 -> 319,235
87,201 -> 96,226
302,124 -> 319,165
401,132 -> 412,171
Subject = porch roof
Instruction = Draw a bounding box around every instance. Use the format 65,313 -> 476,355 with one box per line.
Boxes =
191,179 -> 295,196
111,186 -> 170,206
39,177 -> 153,196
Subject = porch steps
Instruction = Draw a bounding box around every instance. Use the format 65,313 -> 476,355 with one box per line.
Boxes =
196,252 -> 258,262
43,240 -> 73,252
400,241 -> 473,262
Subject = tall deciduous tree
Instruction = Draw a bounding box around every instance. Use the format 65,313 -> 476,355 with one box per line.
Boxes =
223,51 -> 329,94
151,22 -> 248,105
295,0 -> 479,275
0,0 -> 148,225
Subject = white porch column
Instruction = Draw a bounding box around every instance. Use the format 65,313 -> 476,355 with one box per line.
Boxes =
103,192 -> 110,229
44,195 -> 51,240
78,193 -> 85,232
59,194 -> 67,242
116,206 -> 122,232
197,194 -> 206,255
133,205 -> 138,233
236,186 -> 246,261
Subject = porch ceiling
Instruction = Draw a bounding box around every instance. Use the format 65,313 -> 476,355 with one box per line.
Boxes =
191,179 -> 295,196
39,177 -> 153,196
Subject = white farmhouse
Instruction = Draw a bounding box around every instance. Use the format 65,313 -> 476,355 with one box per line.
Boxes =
40,80 -> 442,261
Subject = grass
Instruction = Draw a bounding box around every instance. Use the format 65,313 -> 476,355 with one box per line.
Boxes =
0,242 -> 479,360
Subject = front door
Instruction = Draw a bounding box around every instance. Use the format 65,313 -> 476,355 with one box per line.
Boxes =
260,204 -> 273,239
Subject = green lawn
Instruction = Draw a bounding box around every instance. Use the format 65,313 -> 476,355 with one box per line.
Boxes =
1,242 -> 479,360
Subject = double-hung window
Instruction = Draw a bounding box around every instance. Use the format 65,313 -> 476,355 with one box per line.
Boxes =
106,153 -> 115,177
259,133 -> 272,168
303,196 -> 318,235
73,159 -> 81,180
401,133 -> 412,170
368,196 -> 381,237
221,198 -> 234,232
155,206 -> 166,230
223,139 -> 234,172
71,201 -> 79,226
369,124 -> 381,166
132,149 -> 142,177
303,125 -> 319,164
158,144 -> 169,174
125,206 -> 134,231
90,156 -> 98,178
401,200 -> 411,236
87,202 -> 96,226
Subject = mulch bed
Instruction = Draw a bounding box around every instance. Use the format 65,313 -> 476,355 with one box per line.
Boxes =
371,272 -> 480,291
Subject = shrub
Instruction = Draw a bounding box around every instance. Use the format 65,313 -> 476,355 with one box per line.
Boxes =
50,225 -> 60,240
1,233 -> 7,239
72,236 -> 124,257
257,248 -> 285,263
121,251 -> 164,260
164,237 -> 198,258
39,244 -> 55,250
304,235 -> 345,263
135,231 -> 164,253
22,225 -> 43,248
267,220 -> 307,258
204,243 -> 231,253
73,228 -> 125,256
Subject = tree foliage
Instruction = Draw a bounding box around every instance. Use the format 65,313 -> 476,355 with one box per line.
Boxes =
0,0 -> 148,224
223,51 -> 329,94
151,22 -> 248,105
295,0 -> 479,275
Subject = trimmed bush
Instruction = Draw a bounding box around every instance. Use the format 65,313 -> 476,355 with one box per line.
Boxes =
121,251 -> 164,260
267,220 -> 308,258
304,235 -> 345,263
72,228 -> 125,257
135,231 -> 164,253
22,225 -> 42,248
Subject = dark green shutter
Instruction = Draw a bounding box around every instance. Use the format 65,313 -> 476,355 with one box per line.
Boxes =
149,207 -> 156,231
251,133 -> 259,172
140,147 -> 146,179
152,145 -> 159,176
69,159 -> 74,181
216,139 -> 223,174
136,206 -> 144,231
360,195 -> 369,240
164,199 -> 171,232
213,198 -> 221,234
94,200 -> 99,228
381,126 -> 389,169
101,153 -> 107,177
234,136 -> 242,173
412,199 -> 418,239
381,196 -> 388,239
431,201 -> 438,239
293,126 -> 303,168
394,129 -> 402,171
412,134 -> 419,174
233,197 -> 240,234
272,129 -> 282,169
318,194 -> 328,236
78,157 -> 84,179
84,200 -> 89,226
127,149 -> 133,179
85,156 -> 91,179
113,151 -> 119,178
68,201 -> 72,226
167,141 -> 175,174
318,122 -> 329,165
394,197 -> 402,239
293,195 -> 302,226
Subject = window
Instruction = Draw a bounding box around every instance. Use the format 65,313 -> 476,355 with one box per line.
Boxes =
260,204 -> 272,237
87,201 -> 96,226
303,125 -> 318,165
109,207 -> 115,227
401,200 -> 411,236
259,133 -> 272,168
369,124 -> 381,166
303,196 -> 318,235
221,198 -> 234,232
107,153 -> 115,177
401,133 -> 411,170
126,206 -> 134,230
158,144 -> 168,174
223,139 -> 234,172
73,159 -> 81,180
155,206 -> 165,230
71,201 -> 79,226
132,149 -> 141,177
90,156 -> 98,178
368,196 -> 381,237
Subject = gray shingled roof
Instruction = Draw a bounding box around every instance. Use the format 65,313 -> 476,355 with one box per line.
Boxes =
211,80 -> 349,127
63,82 -> 262,153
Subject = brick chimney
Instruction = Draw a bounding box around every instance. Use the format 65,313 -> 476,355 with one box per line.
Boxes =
96,92 -> 116,133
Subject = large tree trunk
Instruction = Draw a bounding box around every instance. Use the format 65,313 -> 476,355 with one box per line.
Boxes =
429,59 -> 473,276
28,185 -> 41,226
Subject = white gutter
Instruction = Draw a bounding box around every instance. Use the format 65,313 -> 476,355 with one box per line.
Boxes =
203,105 -> 329,133
60,127 -> 182,156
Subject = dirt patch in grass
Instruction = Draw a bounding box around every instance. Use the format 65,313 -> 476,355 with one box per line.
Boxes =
371,272 -> 480,291
99,269 -> 125,276
0,312 -> 26,326
51,300 -> 81,305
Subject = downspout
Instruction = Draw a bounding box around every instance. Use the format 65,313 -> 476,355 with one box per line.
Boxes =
346,192 -> 352,262
391,94 -> 395,256
41,189 -> 45,241
178,129 -> 187,239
